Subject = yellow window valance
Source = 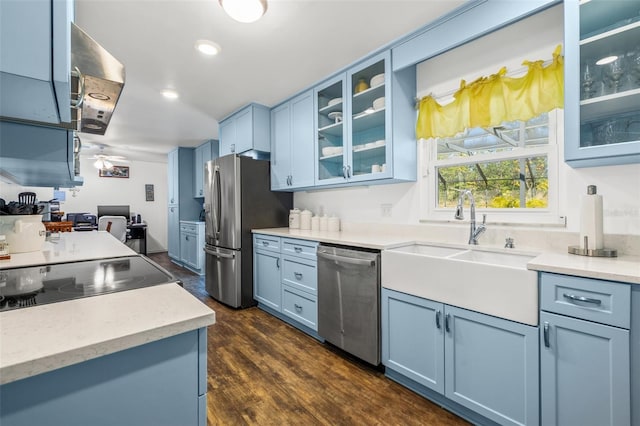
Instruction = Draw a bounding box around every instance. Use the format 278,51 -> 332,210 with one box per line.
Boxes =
416,45 -> 564,140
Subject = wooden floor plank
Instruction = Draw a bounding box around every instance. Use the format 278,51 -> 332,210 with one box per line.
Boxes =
149,253 -> 469,426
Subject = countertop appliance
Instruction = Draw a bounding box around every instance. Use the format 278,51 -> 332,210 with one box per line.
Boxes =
203,154 -> 292,308
0,255 -> 178,312
317,244 -> 381,365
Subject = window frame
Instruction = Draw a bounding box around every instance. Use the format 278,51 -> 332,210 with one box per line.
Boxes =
420,109 -> 565,226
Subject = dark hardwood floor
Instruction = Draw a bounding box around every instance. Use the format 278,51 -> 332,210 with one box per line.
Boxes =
148,252 -> 469,426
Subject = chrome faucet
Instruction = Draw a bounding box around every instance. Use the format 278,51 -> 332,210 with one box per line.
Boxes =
454,189 -> 486,245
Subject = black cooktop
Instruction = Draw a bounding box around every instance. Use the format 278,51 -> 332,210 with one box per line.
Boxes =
0,256 -> 176,312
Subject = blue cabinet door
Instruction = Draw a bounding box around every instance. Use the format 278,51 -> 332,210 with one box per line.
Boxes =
270,102 -> 291,190
444,305 -> 539,426
540,311 -> 630,426
219,119 -> 236,156
289,90 -> 315,189
253,248 -> 282,311
381,289 -> 445,393
168,206 -> 180,260
234,107 -> 253,154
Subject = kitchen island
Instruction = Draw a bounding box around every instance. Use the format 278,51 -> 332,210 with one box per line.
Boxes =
0,231 -> 215,426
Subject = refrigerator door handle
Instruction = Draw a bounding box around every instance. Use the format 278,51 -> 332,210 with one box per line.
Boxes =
204,247 -> 235,259
214,165 -> 222,240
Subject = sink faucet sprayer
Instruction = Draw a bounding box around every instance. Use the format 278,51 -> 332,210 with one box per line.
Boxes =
454,189 -> 486,245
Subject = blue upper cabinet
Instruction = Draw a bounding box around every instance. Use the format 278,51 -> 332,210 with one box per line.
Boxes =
218,103 -> 270,157
270,90 -> 315,191
564,0 -> 640,167
314,50 -> 417,189
0,0 -> 73,124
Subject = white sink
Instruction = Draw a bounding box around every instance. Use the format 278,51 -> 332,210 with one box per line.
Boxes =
449,249 -> 535,269
382,243 -> 538,325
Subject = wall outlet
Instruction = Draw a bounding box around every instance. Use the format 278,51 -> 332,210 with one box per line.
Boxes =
381,204 -> 392,217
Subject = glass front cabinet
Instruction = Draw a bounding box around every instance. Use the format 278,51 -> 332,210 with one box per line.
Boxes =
315,51 -> 414,187
564,0 -> 640,167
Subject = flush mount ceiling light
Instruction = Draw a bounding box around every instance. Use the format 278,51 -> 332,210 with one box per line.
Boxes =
161,89 -> 179,100
195,40 -> 222,56
596,55 -> 618,65
219,0 -> 267,23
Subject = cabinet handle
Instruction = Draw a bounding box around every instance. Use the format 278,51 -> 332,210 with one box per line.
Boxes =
346,165 -> 352,178
262,241 -> 269,246
294,247 -> 302,253
543,322 -> 550,348
435,310 -> 441,329
230,144 -> 235,153
445,313 -> 451,333
294,272 -> 303,280
563,293 -> 602,306
185,235 -> 189,241
342,166 -> 348,179
294,304 -> 302,312
276,258 -> 280,269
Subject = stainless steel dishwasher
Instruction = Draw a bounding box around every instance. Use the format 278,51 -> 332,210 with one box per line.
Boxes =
317,244 -> 380,365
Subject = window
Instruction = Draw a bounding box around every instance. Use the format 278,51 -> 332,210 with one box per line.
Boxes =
421,109 -> 563,225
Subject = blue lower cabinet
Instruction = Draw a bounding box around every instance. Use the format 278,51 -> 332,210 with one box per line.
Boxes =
0,329 -> 207,426
382,288 -> 539,426
540,311 -> 630,426
253,247 -> 282,311
281,284 -> 318,331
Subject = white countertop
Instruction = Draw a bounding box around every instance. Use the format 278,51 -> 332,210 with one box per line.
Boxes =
0,283 -> 215,384
253,227 -> 640,284
0,231 -> 136,269
0,231 -> 216,385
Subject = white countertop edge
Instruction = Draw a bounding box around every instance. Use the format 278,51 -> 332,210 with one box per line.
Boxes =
0,284 -> 216,385
253,228 -> 640,284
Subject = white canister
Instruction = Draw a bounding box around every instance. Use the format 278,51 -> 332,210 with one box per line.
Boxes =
0,215 -> 46,253
328,216 -> 340,232
311,216 -> 320,231
300,209 -> 312,230
289,209 -> 301,229
319,215 -> 329,231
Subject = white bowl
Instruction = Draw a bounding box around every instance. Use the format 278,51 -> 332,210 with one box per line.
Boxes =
327,97 -> 342,107
370,73 -> 385,87
373,97 -> 385,110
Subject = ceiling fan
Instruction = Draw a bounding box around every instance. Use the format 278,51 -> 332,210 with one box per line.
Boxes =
87,144 -> 129,170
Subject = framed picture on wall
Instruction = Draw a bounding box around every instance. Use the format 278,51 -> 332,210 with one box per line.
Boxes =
145,184 -> 154,201
99,165 -> 129,178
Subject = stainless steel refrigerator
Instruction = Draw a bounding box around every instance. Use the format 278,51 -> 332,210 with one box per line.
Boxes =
203,154 -> 292,308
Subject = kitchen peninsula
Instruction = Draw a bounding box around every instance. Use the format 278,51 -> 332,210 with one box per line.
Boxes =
0,232 -> 215,426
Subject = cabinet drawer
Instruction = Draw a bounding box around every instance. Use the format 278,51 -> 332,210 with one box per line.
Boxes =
253,234 -> 280,253
540,273 -> 631,329
180,222 -> 197,233
282,284 -> 317,331
282,238 -> 318,260
282,255 -> 317,295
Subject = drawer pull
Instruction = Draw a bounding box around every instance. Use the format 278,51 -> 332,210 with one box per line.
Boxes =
262,241 -> 269,246
543,322 -> 550,348
294,247 -> 302,253
563,293 -> 602,306
294,304 -> 302,312
294,272 -> 303,280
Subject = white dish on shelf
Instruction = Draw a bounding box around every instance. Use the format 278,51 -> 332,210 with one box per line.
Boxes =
373,97 -> 385,111
374,139 -> 385,147
321,147 -> 333,156
370,73 -> 385,88
365,142 -> 376,149
327,97 -> 342,107
328,111 -> 343,123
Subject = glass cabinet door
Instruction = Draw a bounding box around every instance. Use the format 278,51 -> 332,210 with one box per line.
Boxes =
316,74 -> 347,184
565,0 -> 640,166
347,52 -> 391,180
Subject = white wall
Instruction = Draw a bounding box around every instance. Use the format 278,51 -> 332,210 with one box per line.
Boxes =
0,157 -> 169,252
296,5 -> 640,238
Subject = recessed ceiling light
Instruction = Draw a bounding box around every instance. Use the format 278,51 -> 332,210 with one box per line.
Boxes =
195,40 -> 221,56
161,89 -> 179,100
596,55 -> 618,66
219,0 -> 267,23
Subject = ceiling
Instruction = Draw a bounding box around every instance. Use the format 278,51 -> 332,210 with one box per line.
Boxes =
75,0 -> 465,162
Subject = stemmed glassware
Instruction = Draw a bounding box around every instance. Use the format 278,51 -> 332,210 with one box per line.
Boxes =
581,63 -> 596,99
605,56 -> 625,93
